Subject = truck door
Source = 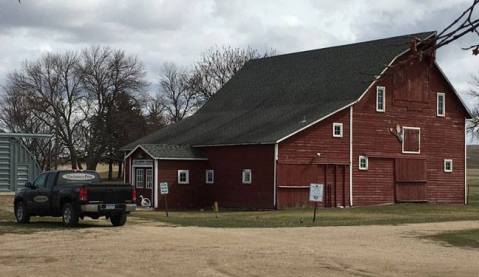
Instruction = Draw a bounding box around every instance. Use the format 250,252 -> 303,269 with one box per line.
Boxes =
27,173 -> 50,215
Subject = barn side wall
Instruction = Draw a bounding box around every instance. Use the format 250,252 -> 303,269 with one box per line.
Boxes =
201,145 -> 275,209
352,56 -> 468,206
277,109 -> 351,208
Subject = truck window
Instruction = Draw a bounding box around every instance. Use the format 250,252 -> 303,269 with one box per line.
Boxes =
33,173 -> 47,189
46,172 -> 57,189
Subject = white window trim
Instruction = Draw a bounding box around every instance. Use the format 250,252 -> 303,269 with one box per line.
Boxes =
402,126 -> 421,154
135,168 -> 144,188
242,169 -> 252,184
177,170 -> 190,184
358,156 -> 368,170
444,159 -> 453,173
376,86 -> 386,112
145,168 -> 153,189
205,169 -> 214,184
437,92 -> 445,117
332,122 -> 343,138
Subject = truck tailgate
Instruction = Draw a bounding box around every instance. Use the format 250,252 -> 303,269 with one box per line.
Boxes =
86,183 -> 133,204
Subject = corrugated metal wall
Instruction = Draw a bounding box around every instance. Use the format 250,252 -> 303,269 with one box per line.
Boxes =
0,136 -> 40,192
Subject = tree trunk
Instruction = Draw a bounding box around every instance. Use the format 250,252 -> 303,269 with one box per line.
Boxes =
117,162 -> 122,180
86,157 -> 98,171
108,160 -> 113,180
69,147 -> 79,170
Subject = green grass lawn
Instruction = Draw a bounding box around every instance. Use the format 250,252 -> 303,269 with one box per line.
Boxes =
1,170 -> 479,231
132,171 -> 479,228
426,229 -> 479,249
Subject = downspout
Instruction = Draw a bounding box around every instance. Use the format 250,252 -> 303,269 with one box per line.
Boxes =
154,159 -> 159,209
349,106 -> 354,207
465,118 -> 468,205
273,143 -> 278,209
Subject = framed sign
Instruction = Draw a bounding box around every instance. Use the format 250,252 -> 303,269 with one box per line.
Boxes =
309,183 -> 324,202
160,182 -> 169,195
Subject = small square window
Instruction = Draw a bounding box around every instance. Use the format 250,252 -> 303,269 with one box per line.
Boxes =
376,86 -> 386,112
444,159 -> 453,173
178,170 -> 189,184
242,169 -> 252,184
437,93 -> 445,117
206,170 -> 214,184
333,123 -> 343,138
359,156 -> 368,170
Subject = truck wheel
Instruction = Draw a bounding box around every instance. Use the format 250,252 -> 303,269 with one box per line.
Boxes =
14,201 -> 30,224
62,203 -> 79,227
110,213 -> 127,227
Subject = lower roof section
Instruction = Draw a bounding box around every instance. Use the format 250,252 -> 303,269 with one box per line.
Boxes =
126,144 -> 207,160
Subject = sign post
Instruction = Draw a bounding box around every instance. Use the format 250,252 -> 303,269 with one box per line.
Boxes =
309,183 -> 324,223
160,182 -> 169,217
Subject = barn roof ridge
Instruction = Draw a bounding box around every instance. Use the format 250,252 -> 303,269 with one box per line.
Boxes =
122,31 -> 462,156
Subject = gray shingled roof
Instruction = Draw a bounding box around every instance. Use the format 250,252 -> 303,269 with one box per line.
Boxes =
123,32 -> 435,153
137,144 -> 206,159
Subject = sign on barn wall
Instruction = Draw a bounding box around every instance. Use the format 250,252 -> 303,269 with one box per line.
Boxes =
309,184 -> 324,202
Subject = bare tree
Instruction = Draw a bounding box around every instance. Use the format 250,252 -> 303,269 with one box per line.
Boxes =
159,63 -> 198,123
188,46 -> 275,102
78,46 -> 148,170
0,84 -> 63,170
6,52 -> 86,169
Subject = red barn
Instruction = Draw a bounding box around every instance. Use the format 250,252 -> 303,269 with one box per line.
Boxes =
122,31 -> 471,209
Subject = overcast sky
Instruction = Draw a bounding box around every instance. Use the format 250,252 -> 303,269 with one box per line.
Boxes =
0,0 -> 478,104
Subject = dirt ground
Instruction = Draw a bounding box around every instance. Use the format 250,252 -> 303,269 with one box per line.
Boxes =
0,219 -> 478,277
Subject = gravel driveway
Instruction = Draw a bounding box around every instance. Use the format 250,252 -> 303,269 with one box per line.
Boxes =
1,219 -> 478,277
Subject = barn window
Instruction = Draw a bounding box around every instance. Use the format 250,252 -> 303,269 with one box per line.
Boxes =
332,123 -> 343,137
178,170 -> 189,184
376,86 -> 386,112
135,168 -> 144,188
205,170 -> 214,184
359,156 -> 368,170
444,159 -> 453,173
437,93 -> 445,117
242,169 -> 252,184
145,168 -> 153,189
402,127 -> 421,154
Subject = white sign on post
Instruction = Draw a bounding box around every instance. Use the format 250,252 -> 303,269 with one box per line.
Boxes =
309,183 -> 324,202
160,182 -> 169,195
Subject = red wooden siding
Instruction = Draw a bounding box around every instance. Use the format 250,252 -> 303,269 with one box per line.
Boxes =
352,54 -> 467,205
277,109 -> 350,208
156,160 -> 207,209
201,145 -> 275,209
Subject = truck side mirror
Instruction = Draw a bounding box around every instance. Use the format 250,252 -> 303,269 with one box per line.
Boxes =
25,182 -> 34,189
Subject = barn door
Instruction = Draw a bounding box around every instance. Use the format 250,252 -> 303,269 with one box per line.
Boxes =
395,159 -> 427,202
135,168 -> 153,207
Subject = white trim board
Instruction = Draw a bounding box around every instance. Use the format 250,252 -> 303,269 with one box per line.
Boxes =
401,126 -> 421,154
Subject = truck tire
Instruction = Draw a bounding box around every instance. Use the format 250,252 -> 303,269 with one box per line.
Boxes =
110,213 -> 127,226
14,201 -> 30,224
62,203 -> 79,227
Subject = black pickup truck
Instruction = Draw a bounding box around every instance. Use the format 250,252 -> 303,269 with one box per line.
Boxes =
13,170 -> 136,227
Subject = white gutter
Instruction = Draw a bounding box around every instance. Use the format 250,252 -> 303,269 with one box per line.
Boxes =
154,159 -> 159,209
273,143 -> 278,208
349,106 -> 354,207
465,119 -> 468,205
